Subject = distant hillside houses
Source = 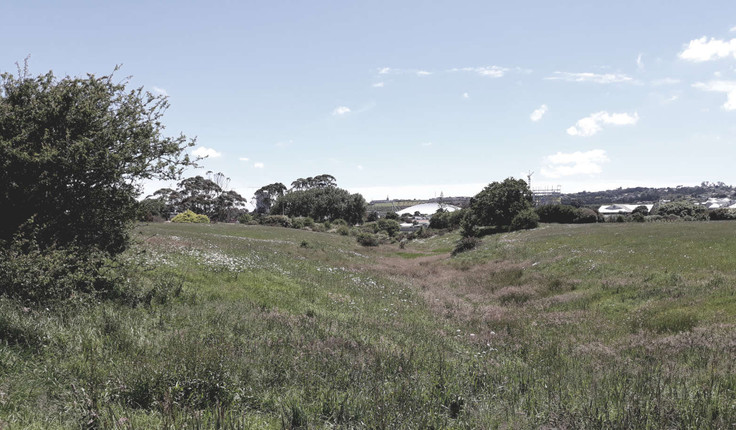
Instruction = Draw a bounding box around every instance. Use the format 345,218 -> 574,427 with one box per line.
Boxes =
700,197 -> 736,209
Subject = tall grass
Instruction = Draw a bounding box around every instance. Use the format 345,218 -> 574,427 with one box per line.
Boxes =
1,222 -> 735,428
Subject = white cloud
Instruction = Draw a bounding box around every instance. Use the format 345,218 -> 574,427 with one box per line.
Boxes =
566,111 -> 639,137
545,71 -> 634,84
357,165 -> 364,170
731,26 -> 736,33
254,162 -> 264,169
332,106 -> 351,116
651,77 -> 681,86
372,82 -> 384,88
462,92 -> 469,99
530,104 -> 548,122
416,70 -> 432,76
663,95 -> 679,104
452,66 -> 507,78
378,67 -> 391,74
152,86 -> 168,96
192,146 -> 222,158
693,80 -> 736,110
541,149 -> 609,178
239,157 -> 249,161
637,53 -> 644,70
679,37 -> 736,62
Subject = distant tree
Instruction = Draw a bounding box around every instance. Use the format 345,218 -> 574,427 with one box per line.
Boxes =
271,186 -> 366,224
145,174 -> 247,222
385,211 -> 400,220
467,178 -> 533,231
254,183 -> 287,214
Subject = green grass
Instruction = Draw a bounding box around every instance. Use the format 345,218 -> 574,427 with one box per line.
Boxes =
2,221 -> 736,428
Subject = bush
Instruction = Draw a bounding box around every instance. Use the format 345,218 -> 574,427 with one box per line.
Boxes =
377,219 -> 401,237
260,215 -> 292,227
573,208 -> 598,224
709,208 -> 736,220
171,210 -> 210,223
356,232 -> 379,247
429,209 -> 465,230
656,200 -> 706,219
336,225 -> 351,236
332,218 -> 348,227
509,209 -> 539,231
0,239 -> 123,304
452,237 -> 481,256
535,204 -> 578,223
366,211 -> 378,222
384,212 -> 399,220
237,213 -> 253,224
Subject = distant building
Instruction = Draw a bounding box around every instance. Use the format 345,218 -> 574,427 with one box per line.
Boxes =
598,204 -> 653,218
396,203 -> 461,216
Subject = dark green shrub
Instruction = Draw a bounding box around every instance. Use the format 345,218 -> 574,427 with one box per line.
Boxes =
384,211 -> 399,220
509,209 -> 539,231
535,204 -> 578,223
656,200 -> 706,218
260,215 -> 292,227
429,209 -> 465,230
0,239 -> 122,304
237,213 -> 253,224
356,232 -> 379,247
366,211 -> 378,222
709,208 -> 736,220
332,218 -> 348,226
377,219 -> 401,237
452,237 -> 480,256
574,208 -> 598,224
336,225 -> 350,236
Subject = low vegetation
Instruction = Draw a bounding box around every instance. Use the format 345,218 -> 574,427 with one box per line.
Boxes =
2,221 -> 735,428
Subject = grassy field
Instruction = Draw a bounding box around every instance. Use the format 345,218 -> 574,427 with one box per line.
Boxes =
1,221 -> 736,428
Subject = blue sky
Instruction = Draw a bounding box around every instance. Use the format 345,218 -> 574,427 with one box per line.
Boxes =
3,1 -> 736,202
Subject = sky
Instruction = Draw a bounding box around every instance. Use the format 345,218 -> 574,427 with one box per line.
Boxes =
3,1 -> 736,202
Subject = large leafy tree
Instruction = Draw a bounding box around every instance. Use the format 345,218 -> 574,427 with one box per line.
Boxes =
467,178 -> 533,230
253,182 -> 287,214
271,185 -> 366,225
142,174 -> 247,222
0,66 -> 194,255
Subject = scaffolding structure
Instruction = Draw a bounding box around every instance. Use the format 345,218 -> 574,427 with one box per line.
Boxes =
532,185 -> 562,206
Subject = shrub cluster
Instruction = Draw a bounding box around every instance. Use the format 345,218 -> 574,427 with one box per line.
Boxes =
171,210 -> 210,223
356,232 -> 379,247
429,209 -> 465,230
535,204 -> 598,224
452,236 -> 481,256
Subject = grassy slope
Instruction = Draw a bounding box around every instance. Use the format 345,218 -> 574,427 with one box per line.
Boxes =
1,222 -> 735,428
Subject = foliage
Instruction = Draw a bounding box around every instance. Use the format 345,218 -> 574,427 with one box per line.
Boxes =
289,174 -> 336,191
655,200 -> 707,219
429,209 -> 465,230
366,211 -> 379,222
573,208 -> 598,223
171,210 -> 210,223
467,178 -> 533,230
384,211 -> 399,220
336,225 -> 351,236
144,173 -> 247,222
259,215 -> 292,227
708,208 -> 736,220
271,186 -> 366,225
452,236 -> 481,255
0,65 -> 194,256
253,182 -> 287,214
631,205 -> 650,216
376,219 -> 400,237
509,208 -> 539,231
535,204 -> 579,223
356,232 -> 379,246
0,238 -> 122,304
237,213 -> 253,224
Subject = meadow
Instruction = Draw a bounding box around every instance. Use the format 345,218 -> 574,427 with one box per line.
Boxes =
1,221 -> 735,428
